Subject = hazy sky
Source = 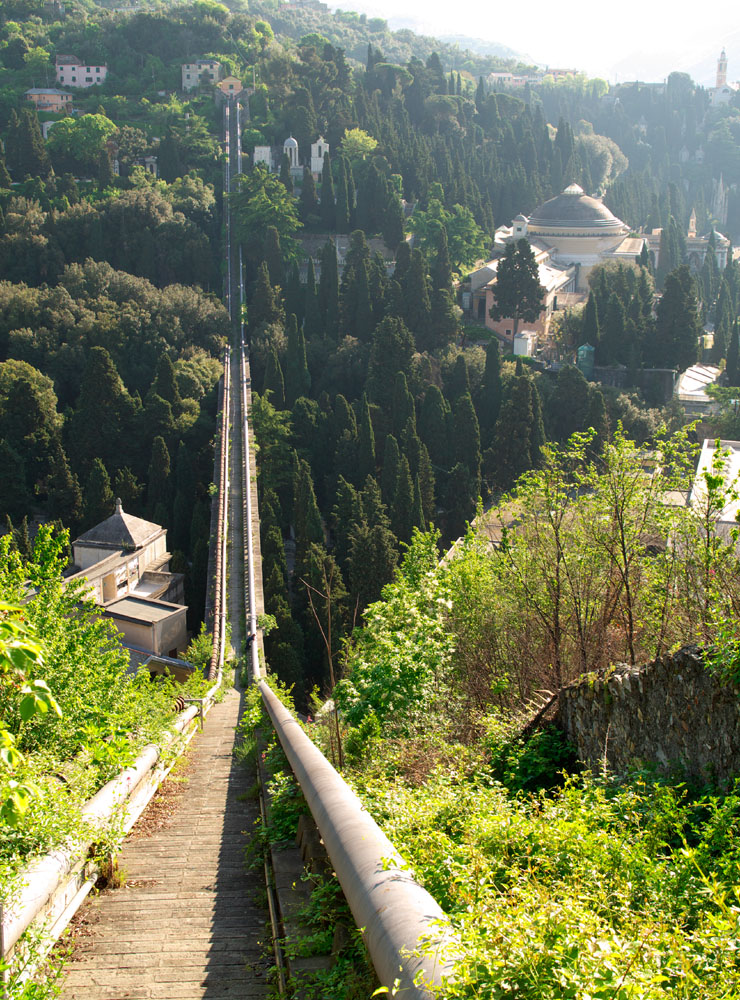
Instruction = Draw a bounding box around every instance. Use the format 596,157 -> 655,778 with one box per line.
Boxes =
332,0 -> 740,85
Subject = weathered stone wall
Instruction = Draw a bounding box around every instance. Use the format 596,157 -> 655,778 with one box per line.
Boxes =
558,647 -> 740,787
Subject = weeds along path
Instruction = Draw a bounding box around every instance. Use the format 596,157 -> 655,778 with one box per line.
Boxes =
60,689 -> 270,1000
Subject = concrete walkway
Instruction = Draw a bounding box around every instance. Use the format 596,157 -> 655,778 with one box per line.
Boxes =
60,689 -> 270,1000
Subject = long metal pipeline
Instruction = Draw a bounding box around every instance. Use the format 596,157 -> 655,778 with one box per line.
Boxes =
226,102 -> 458,999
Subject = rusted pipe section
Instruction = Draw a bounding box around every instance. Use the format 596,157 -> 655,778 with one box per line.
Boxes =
259,682 -> 457,999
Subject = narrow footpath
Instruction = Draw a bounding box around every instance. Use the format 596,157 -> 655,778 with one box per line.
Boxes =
60,689 -> 270,1000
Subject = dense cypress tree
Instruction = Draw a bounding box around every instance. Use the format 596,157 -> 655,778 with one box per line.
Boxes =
331,476 -> 361,572
547,365 -> 591,441
97,149 -> 113,190
250,262 -> 284,332
391,455 -> 414,543
381,434 -> 401,506
382,189 -> 404,249
48,444 -> 82,526
299,167 -> 318,224
428,289 -> 459,351
581,291 -> 600,347
264,342 -> 286,409
285,315 -> 311,406
476,341 -> 502,444
279,153 -> 294,193
318,239 -> 340,339
453,392 -> 481,491
366,317 -> 415,410
654,265 -> 700,371
335,155 -> 351,233
585,387 -> 609,455
727,322 -> 740,387
432,225 -> 453,294
152,354 -> 182,416
69,347 -> 135,475
402,248 -> 432,334
320,150 -> 335,230
598,293 -> 627,366
293,459 -> 324,576
16,108 -> 51,178
489,239 -> 543,336
491,376 -> 535,490
303,259 -> 322,339
419,385 -> 450,470
284,261 -> 304,326
348,520 -> 398,611
357,393 -> 376,482
264,226 -> 284,287
113,467 -> 142,515
391,372 -> 415,438
172,442 -> 197,551
444,462 -> 477,541
447,354 -> 471,402
147,436 -> 171,519
83,458 -> 114,530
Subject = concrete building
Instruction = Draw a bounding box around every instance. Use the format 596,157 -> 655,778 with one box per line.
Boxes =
66,500 -> 188,668
310,136 -> 328,176
181,59 -> 222,91
24,88 -> 72,112
55,55 -> 107,88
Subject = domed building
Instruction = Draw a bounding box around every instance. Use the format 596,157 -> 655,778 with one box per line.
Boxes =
515,184 -> 634,290
468,185 -> 644,350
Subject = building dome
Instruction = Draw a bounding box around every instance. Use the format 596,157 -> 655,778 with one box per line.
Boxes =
528,184 -> 625,232
283,136 -> 298,149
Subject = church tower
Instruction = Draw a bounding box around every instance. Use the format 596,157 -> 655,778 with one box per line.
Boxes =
717,48 -> 728,88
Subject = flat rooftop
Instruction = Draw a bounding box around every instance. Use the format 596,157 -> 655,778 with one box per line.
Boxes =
104,596 -> 183,624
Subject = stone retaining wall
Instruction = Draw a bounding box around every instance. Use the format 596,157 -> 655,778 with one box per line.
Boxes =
558,646 -> 740,787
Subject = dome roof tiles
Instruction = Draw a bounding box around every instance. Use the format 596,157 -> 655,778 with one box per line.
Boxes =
528,186 -> 626,231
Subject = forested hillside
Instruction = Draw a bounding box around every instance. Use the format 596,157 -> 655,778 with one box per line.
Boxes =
1,0 -> 740,688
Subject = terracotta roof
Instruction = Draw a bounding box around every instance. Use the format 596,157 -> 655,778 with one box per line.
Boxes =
74,499 -> 164,551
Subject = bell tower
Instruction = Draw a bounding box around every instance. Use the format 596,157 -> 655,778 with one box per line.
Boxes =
717,48 -> 728,88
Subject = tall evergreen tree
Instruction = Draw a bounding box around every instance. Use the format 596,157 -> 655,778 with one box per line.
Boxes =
476,341 -> 502,444
299,167 -> 318,224
489,239 -> 544,336
285,315 -> 311,406
264,342 -> 286,409
279,153 -> 294,193
419,385 -> 450,470
83,458 -> 114,530
318,239 -> 340,339
391,455 -> 414,543
264,226 -> 284,287
320,150 -> 335,230
303,259 -> 322,340
402,248 -> 432,334
357,393 -> 376,482
654,265 -> 701,371
453,391 -> 481,491
250,261 -> 284,332
335,155 -> 351,233
381,434 -> 401,506
391,372 -> 415,438
147,436 -> 171,519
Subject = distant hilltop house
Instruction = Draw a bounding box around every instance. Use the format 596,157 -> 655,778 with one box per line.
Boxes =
65,500 -> 189,672
24,88 -> 72,112
215,76 -> 245,102
710,49 -> 738,108
181,59 -> 223,91
252,135 -> 329,180
487,71 -> 543,88
55,54 -> 108,88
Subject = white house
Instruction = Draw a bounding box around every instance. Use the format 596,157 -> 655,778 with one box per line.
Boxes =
181,59 -> 222,92
55,55 -> 107,88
